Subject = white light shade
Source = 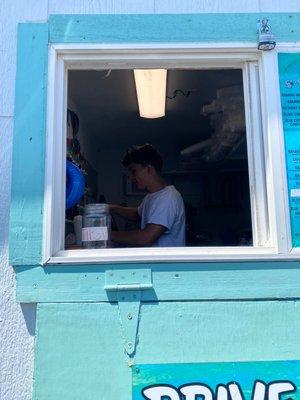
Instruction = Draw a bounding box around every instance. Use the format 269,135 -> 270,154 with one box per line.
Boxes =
134,69 -> 167,118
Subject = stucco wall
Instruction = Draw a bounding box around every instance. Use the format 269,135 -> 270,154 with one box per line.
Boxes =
1,1 -> 300,399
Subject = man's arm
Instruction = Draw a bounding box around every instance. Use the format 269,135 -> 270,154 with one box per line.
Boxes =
109,204 -> 139,221
111,223 -> 166,247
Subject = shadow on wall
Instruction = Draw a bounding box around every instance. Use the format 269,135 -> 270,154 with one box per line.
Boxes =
20,303 -> 36,336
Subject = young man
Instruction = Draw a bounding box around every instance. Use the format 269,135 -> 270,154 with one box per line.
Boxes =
110,144 -> 185,247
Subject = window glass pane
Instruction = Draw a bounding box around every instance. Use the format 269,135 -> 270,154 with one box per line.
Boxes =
65,69 -> 252,249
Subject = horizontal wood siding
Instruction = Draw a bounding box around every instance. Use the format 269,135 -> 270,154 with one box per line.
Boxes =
49,13 -> 300,44
33,301 -> 300,399
16,261 -> 300,302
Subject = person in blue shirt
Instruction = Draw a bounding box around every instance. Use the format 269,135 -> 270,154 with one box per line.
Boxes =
110,144 -> 185,247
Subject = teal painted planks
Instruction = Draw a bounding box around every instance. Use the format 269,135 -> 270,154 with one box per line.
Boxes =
33,301 -> 300,399
49,13 -> 300,44
137,301 -> 300,361
9,15 -> 300,268
9,23 -> 48,266
33,303 -> 130,400
15,261 -> 300,302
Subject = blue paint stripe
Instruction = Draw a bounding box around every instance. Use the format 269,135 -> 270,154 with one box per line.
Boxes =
49,13 -> 300,44
9,23 -> 49,266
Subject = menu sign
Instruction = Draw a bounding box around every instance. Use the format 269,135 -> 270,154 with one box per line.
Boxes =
279,53 -> 300,247
132,360 -> 299,400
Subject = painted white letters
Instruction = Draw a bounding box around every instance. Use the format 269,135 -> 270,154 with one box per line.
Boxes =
141,380 -> 296,400
216,384 -> 229,400
142,385 -> 180,400
268,381 -> 296,400
180,384 -> 213,400
252,381 -> 267,400
228,383 -> 244,400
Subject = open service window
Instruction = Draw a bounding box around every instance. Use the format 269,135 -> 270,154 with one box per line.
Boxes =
44,46 -> 290,263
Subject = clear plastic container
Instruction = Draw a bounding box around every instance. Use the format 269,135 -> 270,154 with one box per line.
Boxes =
82,203 -> 111,249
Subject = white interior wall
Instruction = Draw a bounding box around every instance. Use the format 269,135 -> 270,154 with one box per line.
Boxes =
1,1 -> 300,399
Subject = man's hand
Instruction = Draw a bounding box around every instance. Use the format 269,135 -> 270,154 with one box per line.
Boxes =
111,223 -> 166,247
109,204 -> 139,221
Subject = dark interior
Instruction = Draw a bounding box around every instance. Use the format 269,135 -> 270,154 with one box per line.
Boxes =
66,68 -> 253,247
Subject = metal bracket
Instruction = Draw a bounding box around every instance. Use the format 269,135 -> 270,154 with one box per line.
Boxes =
117,290 -> 141,356
104,268 -> 152,292
104,269 -> 152,357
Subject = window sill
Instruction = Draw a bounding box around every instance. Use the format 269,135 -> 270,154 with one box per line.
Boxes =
44,246 -> 300,265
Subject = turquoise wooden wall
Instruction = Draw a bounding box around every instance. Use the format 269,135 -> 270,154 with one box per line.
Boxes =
9,13 -> 300,400
15,262 -> 300,303
34,301 -> 300,399
9,13 -> 300,267
9,23 -> 48,266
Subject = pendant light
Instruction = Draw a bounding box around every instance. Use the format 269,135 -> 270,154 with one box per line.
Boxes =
134,69 -> 167,118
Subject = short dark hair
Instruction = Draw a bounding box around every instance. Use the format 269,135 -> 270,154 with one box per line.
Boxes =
122,144 -> 163,172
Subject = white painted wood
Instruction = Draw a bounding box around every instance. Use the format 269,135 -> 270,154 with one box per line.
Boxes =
0,50 -> 15,116
0,4 -> 47,398
0,117 -> 13,245
44,44 -> 285,264
51,246 -> 280,264
58,43 -> 259,70
47,245 -> 300,263
259,51 -> 291,254
275,42 -> 300,49
43,46 -> 57,263
0,0 -> 47,48
0,0 -> 48,116
154,0 -> 260,13
52,43 -> 260,71
154,0 -> 300,13
48,0 -> 154,14
259,0 -> 300,12
48,53 -> 68,258
243,62 -> 270,247
0,116 -> 35,400
49,250 -> 300,264
54,43 -> 259,50
46,0 -> 300,15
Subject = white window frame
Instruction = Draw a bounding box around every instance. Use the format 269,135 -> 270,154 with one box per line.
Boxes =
43,43 -> 293,265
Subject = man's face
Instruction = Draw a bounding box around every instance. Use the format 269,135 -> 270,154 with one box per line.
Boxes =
128,163 -> 150,190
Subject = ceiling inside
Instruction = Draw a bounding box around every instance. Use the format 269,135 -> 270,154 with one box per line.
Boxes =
67,68 -> 244,150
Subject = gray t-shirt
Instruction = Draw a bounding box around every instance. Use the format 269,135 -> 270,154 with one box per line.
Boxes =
137,185 -> 185,247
